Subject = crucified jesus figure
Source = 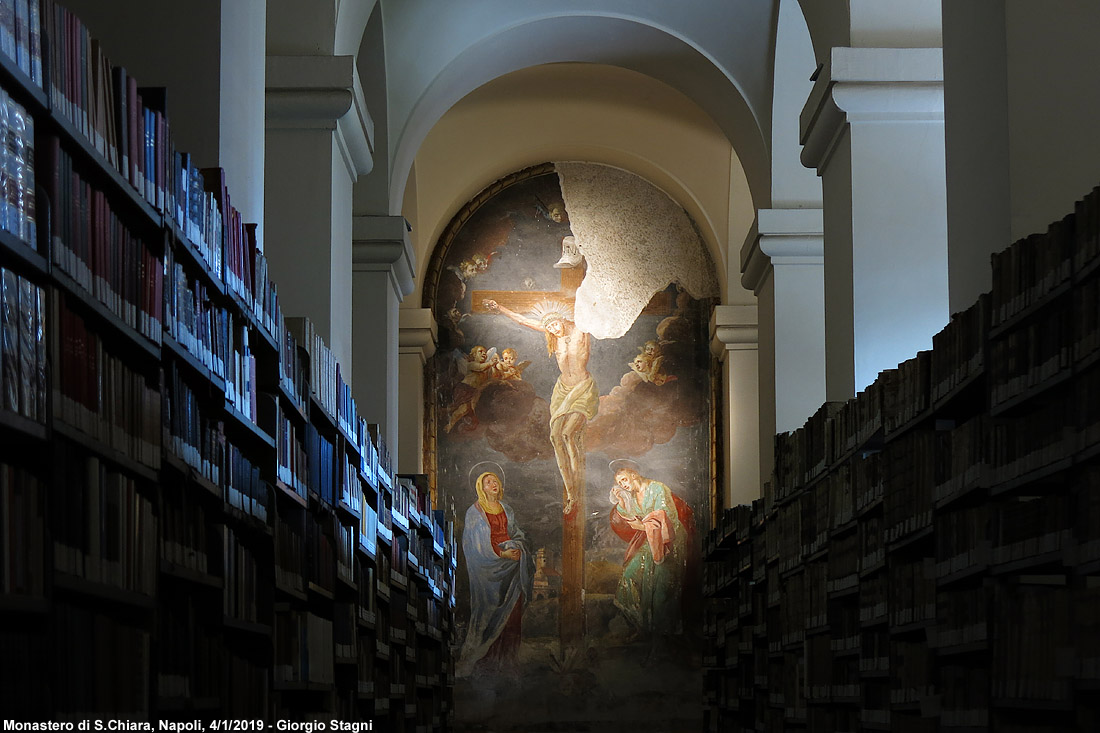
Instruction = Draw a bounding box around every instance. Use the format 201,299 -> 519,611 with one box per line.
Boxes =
482,299 -> 596,515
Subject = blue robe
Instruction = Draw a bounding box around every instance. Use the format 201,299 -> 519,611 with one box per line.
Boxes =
457,501 -> 534,676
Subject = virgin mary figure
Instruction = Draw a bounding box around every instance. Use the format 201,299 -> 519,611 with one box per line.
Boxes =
457,463 -> 535,677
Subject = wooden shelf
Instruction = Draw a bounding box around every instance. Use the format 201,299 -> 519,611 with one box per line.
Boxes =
988,456 -> 1073,497
46,101 -> 163,231
0,408 -> 47,442
159,560 -> 223,589
0,594 -> 50,614
222,400 -> 276,450
988,279 -> 1071,340
989,367 -> 1073,417
168,223 -> 226,300
54,573 -> 156,610
53,268 -> 161,361
0,229 -> 50,279
162,333 -> 227,394
53,418 -> 159,482
0,49 -> 49,112
275,478 -> 308,507
222,616 -> 272,637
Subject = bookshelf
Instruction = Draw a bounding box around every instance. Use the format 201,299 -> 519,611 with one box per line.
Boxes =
704,184 -> 1100,732
0,2 -> 457,726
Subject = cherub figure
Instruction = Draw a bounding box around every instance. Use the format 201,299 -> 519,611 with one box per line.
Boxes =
446,252 -> 496,298
491,348 -> 531,382
637,340 -> 662,367
445,345 -> 499,432
628,345 -> 676,386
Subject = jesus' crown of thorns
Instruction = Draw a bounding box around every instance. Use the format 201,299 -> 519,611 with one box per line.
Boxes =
530,299 -> 574,326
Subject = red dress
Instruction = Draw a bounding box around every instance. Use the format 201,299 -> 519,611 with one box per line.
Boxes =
475,508 -> 524,671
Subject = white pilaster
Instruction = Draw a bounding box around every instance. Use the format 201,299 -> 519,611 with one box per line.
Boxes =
801,47 -> 949,398
265,55 -> 375,372
741,209 -> 826,484
711,305 -> 761,509
353,216 -> 416,454
397,309 -> 437,474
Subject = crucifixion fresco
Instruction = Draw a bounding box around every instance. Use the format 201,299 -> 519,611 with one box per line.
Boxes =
426,162 -> 717,730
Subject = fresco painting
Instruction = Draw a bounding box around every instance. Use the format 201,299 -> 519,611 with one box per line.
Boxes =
426,163 -> 717,731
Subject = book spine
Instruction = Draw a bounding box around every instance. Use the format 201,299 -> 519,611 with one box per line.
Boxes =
0,0 -> 13,66
27,0 -> 39,86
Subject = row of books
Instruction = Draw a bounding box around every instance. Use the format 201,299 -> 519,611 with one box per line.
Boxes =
0,87 -> 35,247
279,321 -> 308,408
333,601 -> 357,661
708,573 -> 1097,727
1076,276 -> 1100,362
0,461 -> 42,596
1,267 -> 43,422
274,508 -> 304,595
767,400 -> 1089,538
307,515 -> 336,594
932,295 -> 986,402
52,450 -> 157,594
883,351 -> 931,434
989,301 -> 1071,407
0,1 -> 42,88
201,168 -> 278,336
43,0 -> 167,213
52,603 -> 151,719
159,478 -> 213,576
226,440 -> 268,524
990,213 -> 1072,329
176,155 -> 222,277
272,398 -> 310,496
336,519 -> 355,586
223,526 -> 262,624
274,610 -> 336,685
156,594 -> 223,700
162,359 -> 223,484
224,314 -> 258,424
340,452 -> 362,515
1075,185 -> 1100,273
36,2 -> 284,352
52,290 -> 161,467
165,242 -> 229,377
288,314 -> 343,422
45,134 -> 164,345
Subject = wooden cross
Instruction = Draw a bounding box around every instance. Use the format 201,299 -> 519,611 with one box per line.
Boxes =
472,264 -> 589,645
471,265 -> 672,646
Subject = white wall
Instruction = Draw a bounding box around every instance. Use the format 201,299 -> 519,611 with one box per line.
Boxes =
1005,0 -> 1100,242
942,0 -> 1010,313
771,0 -> 823,209
220,0 -> 266,247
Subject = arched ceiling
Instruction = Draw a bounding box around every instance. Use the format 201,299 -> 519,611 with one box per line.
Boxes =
378,2 -> 780,215
404,63 -> 758,307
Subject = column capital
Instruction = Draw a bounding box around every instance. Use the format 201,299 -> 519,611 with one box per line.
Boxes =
399,308 -> 438,364
353,215 -> 416,300
266,54 -> 375,178
741,208 -> 824,293
801,47 -> 944,172
710,304 -> 758,358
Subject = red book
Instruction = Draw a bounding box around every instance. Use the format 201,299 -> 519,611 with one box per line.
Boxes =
244,223 -> 258,301
42,134 -> 61,262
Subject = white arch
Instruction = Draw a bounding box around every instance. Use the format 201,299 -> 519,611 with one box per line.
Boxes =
386,12 -> 772,217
